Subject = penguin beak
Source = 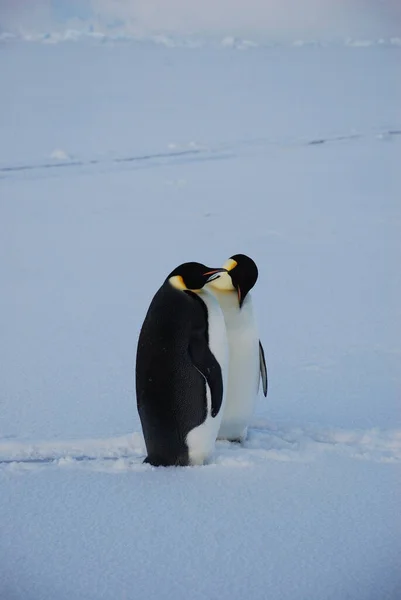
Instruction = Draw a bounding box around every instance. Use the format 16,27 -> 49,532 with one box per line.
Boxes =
203,268 -> 227,283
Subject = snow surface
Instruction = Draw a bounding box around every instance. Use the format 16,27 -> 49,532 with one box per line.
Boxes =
2,0 -> 401,41
1,14 -> 401,600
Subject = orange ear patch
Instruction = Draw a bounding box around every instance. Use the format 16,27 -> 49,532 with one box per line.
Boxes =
223,258 -> 238,272
169,275 -> 187,290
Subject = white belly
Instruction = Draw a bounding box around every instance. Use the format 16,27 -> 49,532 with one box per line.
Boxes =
186,289 -> 228,465
211,291 -> 260,441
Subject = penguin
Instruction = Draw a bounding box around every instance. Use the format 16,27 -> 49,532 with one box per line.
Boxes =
136,262 -> 228,467
207,254 -> 268,442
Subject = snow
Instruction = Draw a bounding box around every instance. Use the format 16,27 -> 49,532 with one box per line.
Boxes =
49,148 -> 71,161
1,4 -> 401,598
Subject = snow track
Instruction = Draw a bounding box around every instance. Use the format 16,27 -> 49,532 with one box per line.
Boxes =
1,129 -> 400,180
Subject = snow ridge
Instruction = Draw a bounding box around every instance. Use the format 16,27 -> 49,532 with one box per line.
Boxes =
1,423 -> 400,472
1,30 -> 401,49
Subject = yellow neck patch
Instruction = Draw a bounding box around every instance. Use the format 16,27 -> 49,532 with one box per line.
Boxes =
207,270 -> 235,292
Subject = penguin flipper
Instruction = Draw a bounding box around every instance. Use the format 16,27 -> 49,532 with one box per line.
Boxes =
259,340 -> 268,397
189,337 -> 224,418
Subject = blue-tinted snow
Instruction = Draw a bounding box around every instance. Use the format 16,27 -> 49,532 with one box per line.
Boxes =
0,12 -> 400,600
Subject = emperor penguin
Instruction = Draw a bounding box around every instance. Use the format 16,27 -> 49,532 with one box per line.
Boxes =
207,254 -> 267,442
136,262 -> 229,467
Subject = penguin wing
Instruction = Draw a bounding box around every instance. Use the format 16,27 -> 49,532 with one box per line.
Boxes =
189,335 -> 224,418
259,340 -> 268,397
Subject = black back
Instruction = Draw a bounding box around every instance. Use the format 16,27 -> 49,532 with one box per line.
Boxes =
136,282 -> 223,466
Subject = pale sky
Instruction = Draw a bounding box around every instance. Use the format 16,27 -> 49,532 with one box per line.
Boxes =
0,0 -> 400,39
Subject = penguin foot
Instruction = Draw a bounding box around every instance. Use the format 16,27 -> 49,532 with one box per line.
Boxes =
143,454 -> 190,467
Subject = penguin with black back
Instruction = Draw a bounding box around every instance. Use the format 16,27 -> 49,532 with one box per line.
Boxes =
208,254 -> 268,442
136,262 -> 229,466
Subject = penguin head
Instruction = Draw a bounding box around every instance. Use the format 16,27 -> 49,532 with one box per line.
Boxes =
208,254 -> 258,308
167,262 -> 227,292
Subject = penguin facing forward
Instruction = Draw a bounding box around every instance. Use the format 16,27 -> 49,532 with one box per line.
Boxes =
136,262 -> 228,467
207,254 -> 268,442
